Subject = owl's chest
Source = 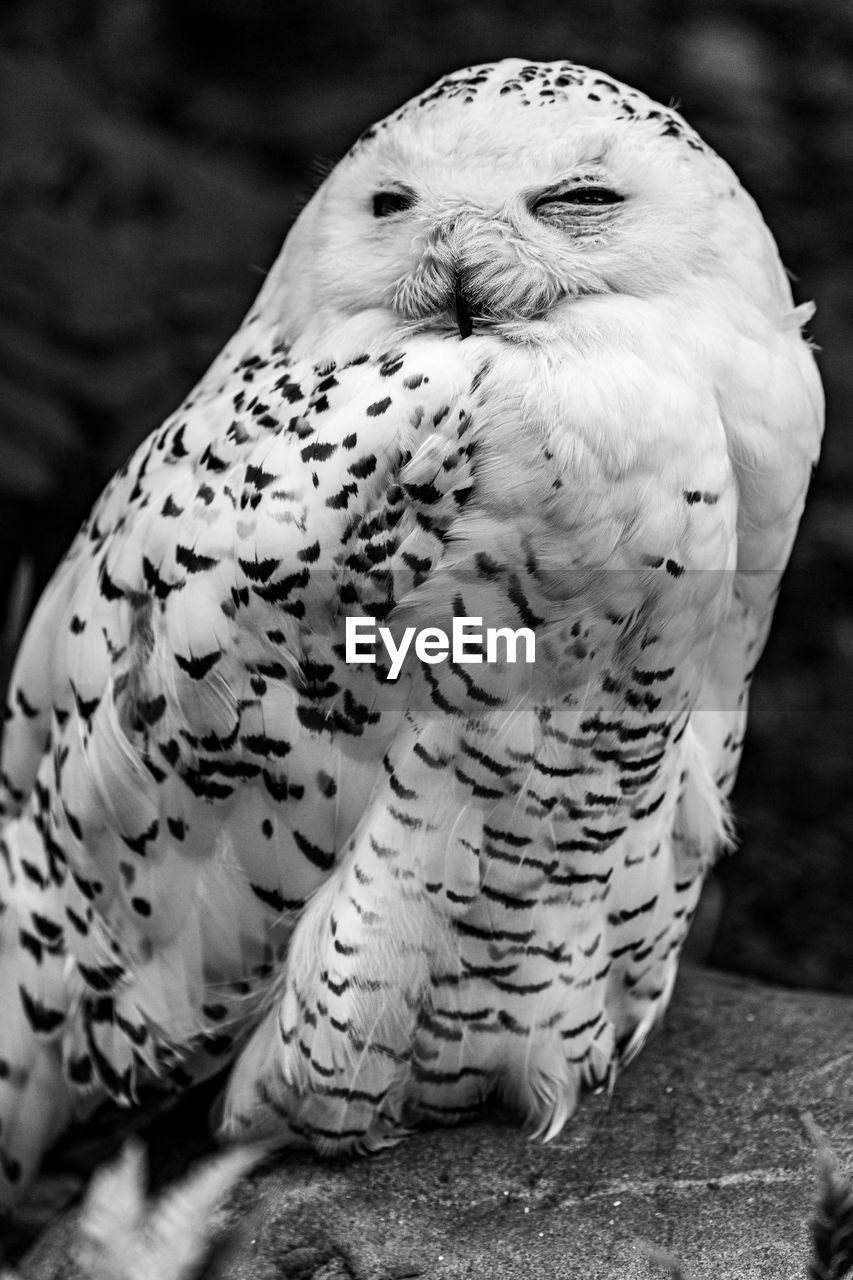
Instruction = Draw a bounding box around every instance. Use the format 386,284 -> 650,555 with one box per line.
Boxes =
462,334 -> 736,639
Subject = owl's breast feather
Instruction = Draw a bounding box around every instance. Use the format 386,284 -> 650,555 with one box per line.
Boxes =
449,303 -> 738,624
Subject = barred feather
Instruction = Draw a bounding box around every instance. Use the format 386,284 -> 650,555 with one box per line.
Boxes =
0,58 -> 822,1206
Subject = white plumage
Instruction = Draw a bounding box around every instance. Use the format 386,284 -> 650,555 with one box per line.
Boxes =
0,59 -> 822,1211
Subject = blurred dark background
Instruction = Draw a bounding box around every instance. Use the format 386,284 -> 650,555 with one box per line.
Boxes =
0,0 -> 851,993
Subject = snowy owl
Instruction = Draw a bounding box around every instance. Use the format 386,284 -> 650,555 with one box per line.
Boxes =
0,58 -> 822,1207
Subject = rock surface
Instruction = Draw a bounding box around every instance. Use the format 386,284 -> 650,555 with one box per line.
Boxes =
16,965 -> 853,1279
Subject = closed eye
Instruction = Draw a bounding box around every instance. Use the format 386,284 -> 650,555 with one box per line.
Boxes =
372,189 -> 417,217
531,187 -> 624,212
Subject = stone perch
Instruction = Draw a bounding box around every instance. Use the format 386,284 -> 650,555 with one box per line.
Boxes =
14,965 -> 853,1279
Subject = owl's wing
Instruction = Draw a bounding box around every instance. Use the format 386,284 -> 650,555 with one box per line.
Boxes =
0,316 -> 275,817
672,307 -> 824,874
0,316 -> 495,1194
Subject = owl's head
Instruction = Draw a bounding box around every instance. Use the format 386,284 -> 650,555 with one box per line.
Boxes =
267,59 -> 791,346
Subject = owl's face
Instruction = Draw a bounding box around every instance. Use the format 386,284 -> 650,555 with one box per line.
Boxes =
273,60 -> 785,345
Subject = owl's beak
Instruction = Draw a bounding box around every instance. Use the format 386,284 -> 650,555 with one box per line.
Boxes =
453,277 -> 474,340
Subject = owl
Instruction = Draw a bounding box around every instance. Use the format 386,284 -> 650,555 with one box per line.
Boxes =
0,59 -> 823,1208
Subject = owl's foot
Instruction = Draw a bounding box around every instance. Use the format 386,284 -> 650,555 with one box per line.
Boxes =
219,858 -> 448,1151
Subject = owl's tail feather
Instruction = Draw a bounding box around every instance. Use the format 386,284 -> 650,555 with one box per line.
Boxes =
0,807 -> 82,1211
0,1039 -> 72,1212
0,912 -> 74,1210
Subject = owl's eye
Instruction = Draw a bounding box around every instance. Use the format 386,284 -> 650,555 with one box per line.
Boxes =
532,187 -> 624,212
372,189 -> 416,218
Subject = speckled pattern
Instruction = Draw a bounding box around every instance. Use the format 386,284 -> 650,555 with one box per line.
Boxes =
0,59 -> 821,1208
352,60 -> 709,153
